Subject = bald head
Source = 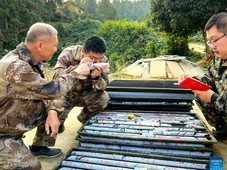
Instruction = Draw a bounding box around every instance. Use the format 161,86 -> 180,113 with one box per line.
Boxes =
25,22 -> 58,43
25,23 -> 58,63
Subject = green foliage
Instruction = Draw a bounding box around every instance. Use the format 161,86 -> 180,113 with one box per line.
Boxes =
189,31 -> 204,43
61,6 -> 79,21
49,19 -> 102,66
187,50 -> 204,63
3,30 -> 19,51
109,52 -> 126,72
72,0 -> 85,7
97,20 -> 166,72
150,0 -> 225,36
84,0 -> 97,14
163,33 -> 189,56
150,0 -> 225,55
112,0 -> 150,21
97,0 -> 117,21
0,0 -> 62,57
145,41 -> 156,58
44,0 -> 62,22
71,0 -> 150,22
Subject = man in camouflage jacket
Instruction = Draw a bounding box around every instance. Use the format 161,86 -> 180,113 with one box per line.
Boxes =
0,23 -> 90,169
49,36 -> 110,128
179,13 -> 227,139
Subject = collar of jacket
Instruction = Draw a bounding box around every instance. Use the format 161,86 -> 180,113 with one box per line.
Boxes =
12,43 -> 45,78
16,43 -> 38,66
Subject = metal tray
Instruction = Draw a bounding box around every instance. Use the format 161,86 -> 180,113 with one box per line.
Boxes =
106,91 -> 194,102
107,80 -> 189,90
54,147 -> 210,170
106,80 -> 195,112
107,80 -> 193,95
76,135 -> 213,152
106,101 -> 193,111
77,110 -> 217,144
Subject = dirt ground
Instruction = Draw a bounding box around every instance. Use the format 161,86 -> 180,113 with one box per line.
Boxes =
23,107 -> 82,170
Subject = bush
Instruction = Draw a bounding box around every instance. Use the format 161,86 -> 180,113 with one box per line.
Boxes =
189,31 -> 204,43
49,19 -> 102,66
163,33 -> 189,56
97,20 -> 166,72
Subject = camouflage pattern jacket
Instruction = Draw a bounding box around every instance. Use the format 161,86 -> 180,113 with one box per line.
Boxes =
49,45 -> 109,112
0,43 -> 83,135
196,56 -> 227,113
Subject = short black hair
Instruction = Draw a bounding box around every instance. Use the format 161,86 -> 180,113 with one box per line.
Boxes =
205,12 -> 227,33
83,36 -> 106,54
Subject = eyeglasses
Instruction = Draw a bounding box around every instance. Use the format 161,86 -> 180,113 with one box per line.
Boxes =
206,33 -> 227,47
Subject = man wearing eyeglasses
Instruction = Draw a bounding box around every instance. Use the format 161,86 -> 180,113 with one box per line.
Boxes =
48,36 -> 110,133
179,12 -> 227,140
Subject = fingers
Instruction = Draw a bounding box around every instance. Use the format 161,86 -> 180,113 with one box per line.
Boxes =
92,65 -> 107,76
76,62 -> 107,79
45,123 -> 59,137
50,124 -> 59,137
91,68 -> 102,78
80,57 -> 93,65
45,123 -> 50,135
76,63 -> 90,76
46,110 -> 61,137
178,74 -> 188,83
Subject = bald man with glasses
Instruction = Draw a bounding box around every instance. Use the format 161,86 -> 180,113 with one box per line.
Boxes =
178,12 -> 227,140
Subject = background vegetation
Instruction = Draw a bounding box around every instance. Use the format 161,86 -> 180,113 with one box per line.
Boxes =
0,0 -> 226,73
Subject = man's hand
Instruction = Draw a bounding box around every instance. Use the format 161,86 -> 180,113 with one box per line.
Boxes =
80,57 -> 93,65
45,110 -> 60,137
75,63 -> 90,79
90,64 -> 108,79
192,89 -> 214,103
178,74 -> 188,83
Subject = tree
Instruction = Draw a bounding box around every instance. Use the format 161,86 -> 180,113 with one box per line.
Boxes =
97,0 -> 117,21
150,0 -> 225,55
112,0 -> 150,21
72,0 -> 85,7
0,0 -> 62,56
43,0 -> 63,22
0,0 -> 46,55
151,0 -> 225,36
84,0 -> 97,14
97,20 -> 166,72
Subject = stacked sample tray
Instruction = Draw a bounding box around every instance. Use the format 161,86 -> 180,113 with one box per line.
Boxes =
56,147 -> 210,170
54,80 -> 217,170
106,80 -> 195,112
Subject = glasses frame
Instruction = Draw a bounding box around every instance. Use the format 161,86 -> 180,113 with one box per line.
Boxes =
206,33 -> 227,47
